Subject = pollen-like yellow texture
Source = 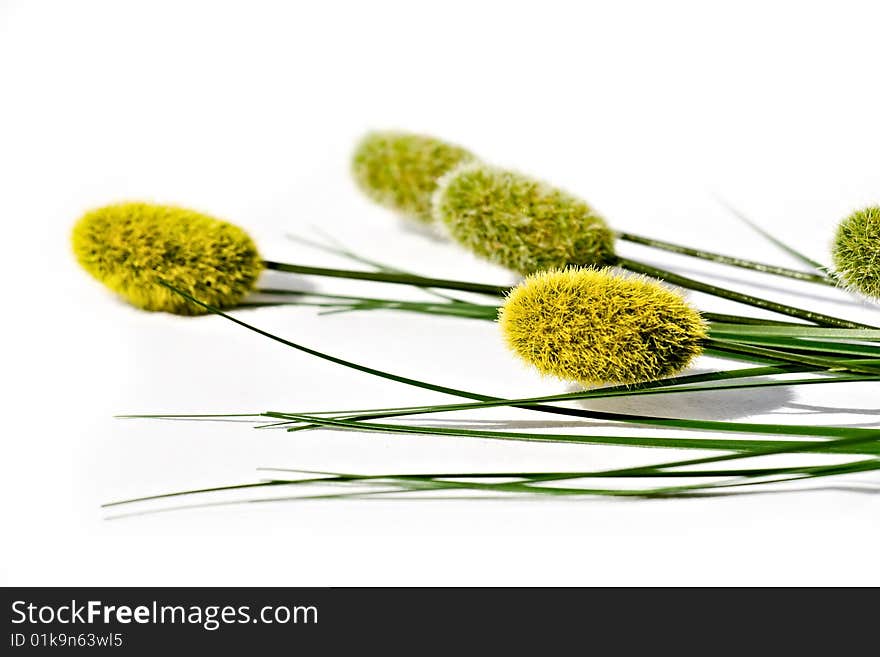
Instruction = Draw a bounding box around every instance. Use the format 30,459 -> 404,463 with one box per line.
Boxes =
499,268 -> 707,385
72,202 -> 263,315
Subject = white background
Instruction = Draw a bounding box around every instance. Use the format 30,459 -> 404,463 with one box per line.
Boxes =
2,0 -> 879,586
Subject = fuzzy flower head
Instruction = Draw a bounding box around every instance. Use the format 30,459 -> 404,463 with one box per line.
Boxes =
499,268 -> 707,385
72,202 -> 263,315
434,164 -> 616,274
832,206 -> 880,299
351,131 -> 475,223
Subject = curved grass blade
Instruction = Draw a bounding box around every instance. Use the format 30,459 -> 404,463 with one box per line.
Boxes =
103,429 -> 880,510
158,283 -> 880,443
286,230 -> 474,305
714,196 -> 830,273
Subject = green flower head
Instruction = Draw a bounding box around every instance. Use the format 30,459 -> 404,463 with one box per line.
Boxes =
351,131 -> 475,223
433,164 -> 616,274
498,267 -> 707,385
72,202 -> 263,315
832,206 -> 880,300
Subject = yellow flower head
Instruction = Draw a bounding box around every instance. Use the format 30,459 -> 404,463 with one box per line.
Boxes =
72,202 -> 263,315
351,131 -> 475,222
499,268 -> 707,385
434,164 -> 616,274
832,206 -> 880,300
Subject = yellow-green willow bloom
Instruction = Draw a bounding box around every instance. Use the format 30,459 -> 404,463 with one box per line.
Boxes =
427,158 -> 862,328
353,130 -> 845,293
499,268 -> 707,385
72,202 -> 263,315
832,206 -> 880,300
351,131 -> 475,222
434,163 -> 616,273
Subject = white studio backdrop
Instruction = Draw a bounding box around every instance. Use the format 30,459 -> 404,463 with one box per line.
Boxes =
1,0 -> 879,586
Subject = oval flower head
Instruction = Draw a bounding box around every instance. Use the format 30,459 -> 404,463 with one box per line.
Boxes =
351,131 -> 475,223
434,164 -> 616,274
832,206 -> 880,300
72,202 -> 263,315
499,268 -> 707,385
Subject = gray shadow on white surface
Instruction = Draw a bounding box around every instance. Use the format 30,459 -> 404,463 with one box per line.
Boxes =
567,383 -> 795,421
253,268 -> 318,293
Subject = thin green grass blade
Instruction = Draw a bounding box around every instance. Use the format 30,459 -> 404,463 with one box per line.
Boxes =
262,261 -> 508,296
103,430 -> 880,509
618,257 -> 872,328
712,334 -> 880,358
616,230 -> 832,285
105,425 -> 880,509
292,231 -> 843,330
705,338 -> 880,374
103,454 -> 880,510
158,283 -> 879,443
257,364 -> 810,420
267,411 -> 880,456
269,369 -> 871,433
258,289 -> 842,330
709,323 -> 880,340
253,292 -> 498,319
714,196 -> 830,273
278,367 -> 878,440
286,230 -> 473,304
700,312 -> 809,327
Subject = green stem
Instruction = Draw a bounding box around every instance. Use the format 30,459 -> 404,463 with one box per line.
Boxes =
260,288 -> 817,329
264,252 -> 873,328
617,257 -> 872,329
264,257 -> 870,329
255,290 -> 499,319
707,323 -> 880,340
269,409 -> 880,456
272,368 -> 865,430
161,282 -> 880,443
699,312 -> 805,327
616,231 -> 834,285
132,364 -> 811,425
103,435 -> 880,508
279,371 -> 878,441
704,338 -> 880,374
284,231 -> 473,304
714,197 -> 831,273
262,261 -> 508,296
283,233 -> 833,328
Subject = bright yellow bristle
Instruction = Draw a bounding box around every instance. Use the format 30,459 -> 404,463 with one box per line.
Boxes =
499,268 -> 707,385
72,202 -> 263,315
